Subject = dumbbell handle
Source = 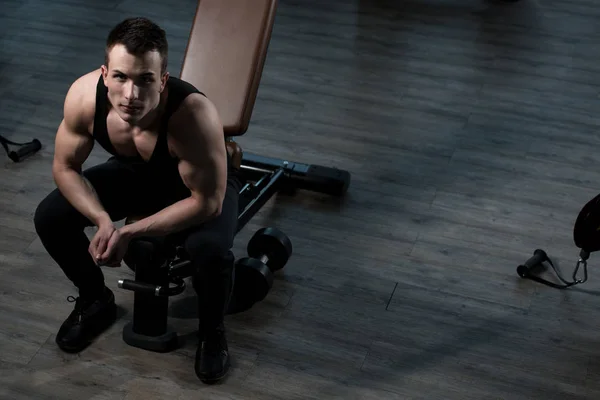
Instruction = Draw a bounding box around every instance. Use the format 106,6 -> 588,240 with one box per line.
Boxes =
259,254 -> 269,264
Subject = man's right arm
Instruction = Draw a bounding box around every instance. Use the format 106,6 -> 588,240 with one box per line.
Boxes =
52,77 -> 111,227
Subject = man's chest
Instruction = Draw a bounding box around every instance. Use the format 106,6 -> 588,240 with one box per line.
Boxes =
104,113 -> 172,161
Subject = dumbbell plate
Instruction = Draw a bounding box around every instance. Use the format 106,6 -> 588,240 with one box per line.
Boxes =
227,257 -> 274,314
247,227 -> 292,271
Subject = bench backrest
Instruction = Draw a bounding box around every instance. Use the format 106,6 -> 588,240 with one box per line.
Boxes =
180,0 -> 278,137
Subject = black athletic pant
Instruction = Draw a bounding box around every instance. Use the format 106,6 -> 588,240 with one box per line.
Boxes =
34,156 -> 242,336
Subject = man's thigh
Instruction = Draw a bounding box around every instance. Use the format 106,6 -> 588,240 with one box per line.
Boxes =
83,157 -> 154,220
37,157 -> 151,227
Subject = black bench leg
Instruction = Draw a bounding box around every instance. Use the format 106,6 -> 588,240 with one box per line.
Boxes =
122,239 -> 179,352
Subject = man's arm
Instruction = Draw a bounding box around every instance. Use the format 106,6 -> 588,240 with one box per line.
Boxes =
121,95 -> 228,239
52,77 -> 111,227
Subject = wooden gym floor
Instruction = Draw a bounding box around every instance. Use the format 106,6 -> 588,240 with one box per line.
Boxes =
2,0 -> 600,398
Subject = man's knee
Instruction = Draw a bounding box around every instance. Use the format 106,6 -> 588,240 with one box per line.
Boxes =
34,189 -> 86,236
184,231 -> 234,267
34,190 -> 61,236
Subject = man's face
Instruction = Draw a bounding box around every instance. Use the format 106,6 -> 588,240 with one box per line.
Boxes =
102,44 -> 169,124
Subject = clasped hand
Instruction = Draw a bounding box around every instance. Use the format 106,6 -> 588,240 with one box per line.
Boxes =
88,222 -> 131,267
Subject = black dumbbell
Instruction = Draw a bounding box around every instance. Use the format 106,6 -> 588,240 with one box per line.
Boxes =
246,226 -> 293,272
227,227 -> 292,314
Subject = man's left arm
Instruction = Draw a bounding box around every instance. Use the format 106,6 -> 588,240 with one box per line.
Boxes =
122,94 -> 228,239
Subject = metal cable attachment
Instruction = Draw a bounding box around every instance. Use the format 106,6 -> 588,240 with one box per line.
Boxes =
573,249 -> 590,284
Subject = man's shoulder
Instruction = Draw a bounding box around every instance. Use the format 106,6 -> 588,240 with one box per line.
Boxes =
166,76 -> 207,110
63,69 -> 102,133
168,75 -> 202,93
169,91 -> 220,137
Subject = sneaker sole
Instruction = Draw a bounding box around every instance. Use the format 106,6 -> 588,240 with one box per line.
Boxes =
196,358 -> 231,384
198,367 -> 230,384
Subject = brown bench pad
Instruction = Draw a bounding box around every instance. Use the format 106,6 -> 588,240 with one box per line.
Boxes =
180,0 -> 278,137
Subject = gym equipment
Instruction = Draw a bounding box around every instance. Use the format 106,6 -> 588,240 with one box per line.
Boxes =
246,227 -> 292,271
516,192 -> 600,289
117,0 -> 350,353
517,249 -> 588,289
229,258 -> 274,313
0,135 -> 41,162
227,227 -> 293,313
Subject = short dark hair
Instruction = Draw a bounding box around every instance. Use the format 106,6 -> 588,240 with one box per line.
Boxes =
105,17 -> 168,73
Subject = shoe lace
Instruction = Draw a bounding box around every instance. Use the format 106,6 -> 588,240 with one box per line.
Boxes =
67,295 -> 86,321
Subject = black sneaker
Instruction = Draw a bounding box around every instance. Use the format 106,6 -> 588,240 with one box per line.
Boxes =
194,326 -> 231,383
55,286 -> 117,353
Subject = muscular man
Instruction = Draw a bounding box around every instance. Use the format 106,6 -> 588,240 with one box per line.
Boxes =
33,17 -> 242,383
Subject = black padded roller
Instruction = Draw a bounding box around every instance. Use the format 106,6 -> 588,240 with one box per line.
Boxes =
119,279 -> 158,294
118,278 -> 186,297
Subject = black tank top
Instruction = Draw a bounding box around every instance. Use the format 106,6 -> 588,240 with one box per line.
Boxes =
93,74 -> 202,163
92,75 -> 231,195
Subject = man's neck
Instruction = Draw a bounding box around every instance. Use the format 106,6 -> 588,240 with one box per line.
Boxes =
125,90 -> 168,132
129,104 -> 161,131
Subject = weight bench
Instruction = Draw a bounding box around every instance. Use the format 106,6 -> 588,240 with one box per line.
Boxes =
116,0 -> 351,353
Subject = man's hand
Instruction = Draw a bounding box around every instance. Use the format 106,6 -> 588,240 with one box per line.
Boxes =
96,228 -> 132,268
89,218 -> 117,265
